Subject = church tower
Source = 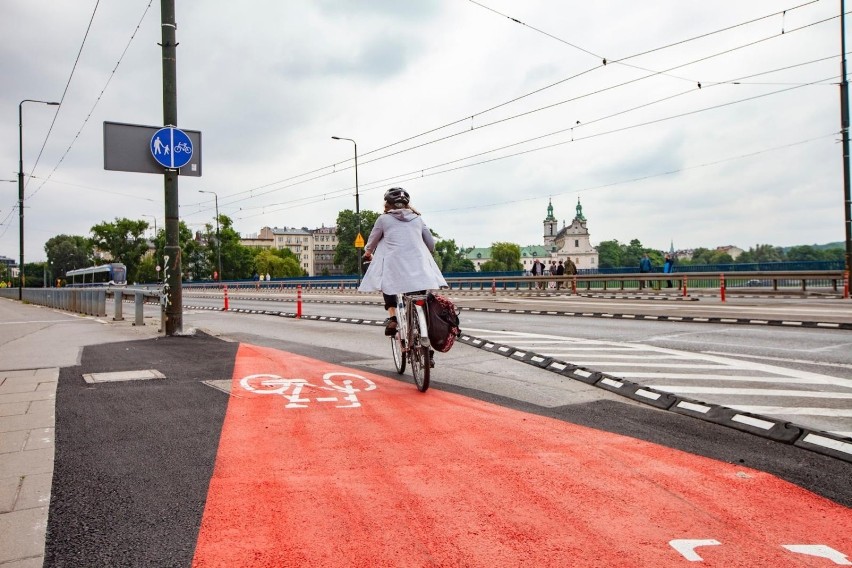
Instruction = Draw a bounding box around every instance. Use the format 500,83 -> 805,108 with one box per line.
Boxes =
543,198 -> 558,246
552,197 -> 598,270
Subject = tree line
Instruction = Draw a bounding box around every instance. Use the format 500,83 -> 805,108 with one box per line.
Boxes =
7,210 -> 842,288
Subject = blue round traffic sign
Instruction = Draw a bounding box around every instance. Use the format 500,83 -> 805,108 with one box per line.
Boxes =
150,127 -> 193,169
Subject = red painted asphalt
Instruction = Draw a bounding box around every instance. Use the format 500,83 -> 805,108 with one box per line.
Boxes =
192,343 -> 851,567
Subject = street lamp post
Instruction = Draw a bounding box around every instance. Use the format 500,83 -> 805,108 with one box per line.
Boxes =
198,190 -> 222,286
142,215 -> 159,282
18,99 -> 60,301
331,136 -> 361,285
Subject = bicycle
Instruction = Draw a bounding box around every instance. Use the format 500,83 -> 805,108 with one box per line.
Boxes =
389,292 -> 432,392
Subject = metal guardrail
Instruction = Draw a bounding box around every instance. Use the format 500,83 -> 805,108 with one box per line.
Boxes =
182,270 -> 848,295
0,286 -> 162,325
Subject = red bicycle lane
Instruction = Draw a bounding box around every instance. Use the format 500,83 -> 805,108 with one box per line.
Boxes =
192,343 -> 851,567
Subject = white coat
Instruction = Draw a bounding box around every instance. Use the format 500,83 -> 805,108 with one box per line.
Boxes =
358,209 -> 448,295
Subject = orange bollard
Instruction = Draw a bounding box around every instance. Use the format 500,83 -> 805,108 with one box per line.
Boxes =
223,284 -> 229,311
297,284 -> 302,319
720,273 -> 726,303
571,277 -> 577,295
492,279 -> 496,295
844,270 -> 849,299
682,275 -> 688,298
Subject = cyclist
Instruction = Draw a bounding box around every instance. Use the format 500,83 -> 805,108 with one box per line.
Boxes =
359,187 -> 448,336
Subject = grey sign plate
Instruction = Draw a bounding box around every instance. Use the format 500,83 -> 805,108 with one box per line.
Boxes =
103,121 -> 202,176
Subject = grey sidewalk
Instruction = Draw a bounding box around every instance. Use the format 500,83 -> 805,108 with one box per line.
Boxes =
0,298 -> 162,567
0,368 -> 58,568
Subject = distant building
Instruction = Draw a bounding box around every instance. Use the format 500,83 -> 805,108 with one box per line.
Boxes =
465,198 -> 599,271
716,245 -> 744,260
240,225 -> 342,276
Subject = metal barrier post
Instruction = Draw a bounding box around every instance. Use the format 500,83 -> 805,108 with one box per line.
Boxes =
96,289 -> 106,317
134,291 -> 145,326
114,290 -> 124,321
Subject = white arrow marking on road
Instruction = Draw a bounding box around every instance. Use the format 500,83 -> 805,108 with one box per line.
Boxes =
669,539 -> 721,562
782,545 -> 851,565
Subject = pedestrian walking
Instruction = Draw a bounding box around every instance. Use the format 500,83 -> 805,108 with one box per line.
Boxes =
663,254 -> 674,288
639,253 -> 652,290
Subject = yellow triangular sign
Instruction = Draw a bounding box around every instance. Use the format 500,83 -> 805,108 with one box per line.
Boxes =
354,233 -> 365,248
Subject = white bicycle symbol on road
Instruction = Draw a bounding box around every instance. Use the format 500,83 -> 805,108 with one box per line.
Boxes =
239,372 -> 376,409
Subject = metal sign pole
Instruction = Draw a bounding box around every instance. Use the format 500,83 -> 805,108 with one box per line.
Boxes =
161,0 -> 182,334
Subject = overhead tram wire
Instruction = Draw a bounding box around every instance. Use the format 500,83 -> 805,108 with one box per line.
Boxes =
24,0 -> 100,193
202,3 -> 829,208
431,133 -> 838,215
217,18 -> 840,217
28,0 -> 155,202
346,57 -> 842,195
232,76 -> 835,220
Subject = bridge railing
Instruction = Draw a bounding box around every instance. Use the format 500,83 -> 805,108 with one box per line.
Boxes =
179,270 -> 847,295
0,286 -> 162,324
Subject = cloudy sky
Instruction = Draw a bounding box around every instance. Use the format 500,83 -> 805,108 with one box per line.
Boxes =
0,1 -> 846,263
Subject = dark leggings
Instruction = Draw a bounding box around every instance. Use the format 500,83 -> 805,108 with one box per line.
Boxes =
383,290 -> 426,310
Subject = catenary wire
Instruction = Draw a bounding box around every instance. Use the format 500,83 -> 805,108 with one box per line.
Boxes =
24,0 -> 100,192
27,0 -> 155,201
227,77 -> 833,221
198,18 -> 837,215
195,2 -> 829,208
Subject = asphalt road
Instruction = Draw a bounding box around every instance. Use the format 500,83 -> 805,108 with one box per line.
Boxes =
179,290 -> 852,437
28,292 -> 851,566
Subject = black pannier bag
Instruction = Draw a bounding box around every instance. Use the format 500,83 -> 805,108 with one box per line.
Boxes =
426,293 -> 461,352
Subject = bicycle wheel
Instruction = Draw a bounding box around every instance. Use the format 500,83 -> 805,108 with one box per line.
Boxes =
390,332 -> 406,374
409,314 -> 430,392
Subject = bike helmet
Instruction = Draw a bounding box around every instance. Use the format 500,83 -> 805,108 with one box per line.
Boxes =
383,187 -> 410,207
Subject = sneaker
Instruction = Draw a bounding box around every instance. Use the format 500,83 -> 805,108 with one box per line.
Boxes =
384,316 -> 398,336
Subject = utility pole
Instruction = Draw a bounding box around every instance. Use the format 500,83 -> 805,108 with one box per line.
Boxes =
842,0 -> 852,273
161,0 -> 182,334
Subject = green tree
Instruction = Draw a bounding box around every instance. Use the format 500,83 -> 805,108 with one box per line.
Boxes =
44,234 -> 92,279
254,248 -> 302,278
335,209 -> 380,274
434,239 -> 475,273
89,218 -> 150,283
623,239 -> 646,269
149,221 -> 203,282
737,244 -> 785,263
786,245 -> 822,262
200,215 -> 254,280
481,242 -> 522,271
596,240 -> 623,268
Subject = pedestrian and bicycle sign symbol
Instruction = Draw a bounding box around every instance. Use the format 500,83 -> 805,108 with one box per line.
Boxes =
150,127 -> 193,169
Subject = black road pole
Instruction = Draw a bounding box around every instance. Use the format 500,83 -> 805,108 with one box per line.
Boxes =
161,0 -> 183,334
842,0 -> 852,274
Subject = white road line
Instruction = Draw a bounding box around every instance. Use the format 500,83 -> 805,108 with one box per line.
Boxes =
617,374 -> 843,385
648,386 -> 852,399
726,406 -> 852,418
703,351 -> 852,370
568,362 -> 731,369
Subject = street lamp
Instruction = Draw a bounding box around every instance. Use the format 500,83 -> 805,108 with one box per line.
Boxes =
198,190 -> 222,286
331,136 -> 361,285
142,214 -> 160,282
18,99 -> 60,300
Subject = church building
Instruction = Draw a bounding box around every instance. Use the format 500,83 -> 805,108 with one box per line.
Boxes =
545,198 -> 598,271
466,198 -> 599,272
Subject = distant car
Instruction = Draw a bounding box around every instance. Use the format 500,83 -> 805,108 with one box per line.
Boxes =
746,279 -> 770,287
